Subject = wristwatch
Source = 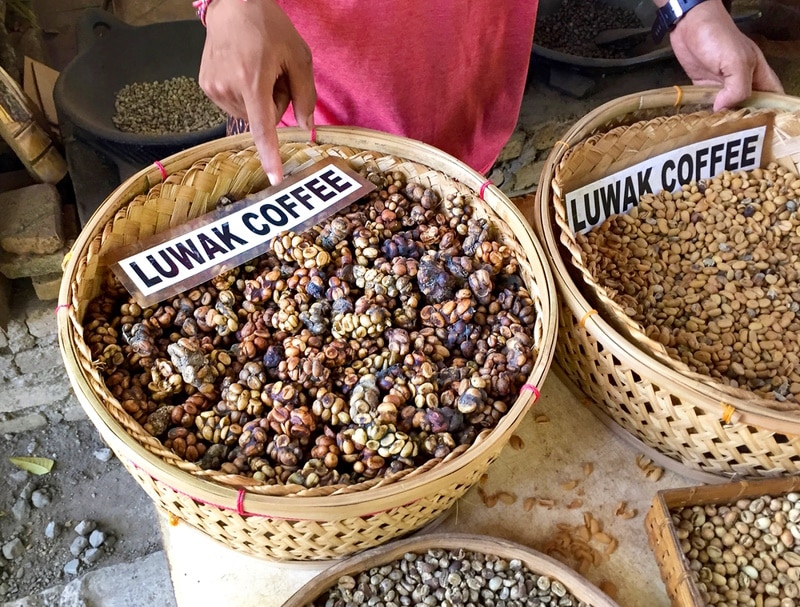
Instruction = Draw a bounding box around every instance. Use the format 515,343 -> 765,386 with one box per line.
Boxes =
651,0 -> 708,43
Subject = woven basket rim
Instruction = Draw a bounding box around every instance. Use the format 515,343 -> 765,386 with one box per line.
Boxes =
282,532 -> 620,607
58,126 -> 559,519
533,86 -> 800,434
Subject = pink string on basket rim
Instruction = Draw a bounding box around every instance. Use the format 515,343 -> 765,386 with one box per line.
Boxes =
673,85 -> 684,107
153,160 -> 167,180
479,180 -> 492,199
720,403 -> 736,424
520,384 -> 540,401
579,309 -> 598,328
55,303 -> 71,314
125,459 -> 421,519
236,489 -> 247,515
309,127 -> 317,143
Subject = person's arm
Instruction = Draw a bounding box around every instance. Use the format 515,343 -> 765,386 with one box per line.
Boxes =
198,0 -> 316,184
657,0 -> 783,110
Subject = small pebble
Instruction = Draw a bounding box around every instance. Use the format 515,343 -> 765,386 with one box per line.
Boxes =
81,547 -> 102,565
9,470 -> 28,484
11,498 -> 30,521
44,521 -> 58,539
88,529 -> 106,548
93,448 -> 113,462
63,560 -> 80,576
2,539 -> 24,560
69,536 -> 88,557
31,490 -> 50,508
74,520 -> 96,536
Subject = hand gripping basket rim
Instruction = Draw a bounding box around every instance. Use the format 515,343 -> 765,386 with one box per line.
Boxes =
283,532 -> 620,607
533,86 -> 800,479
56,126 -> 558,559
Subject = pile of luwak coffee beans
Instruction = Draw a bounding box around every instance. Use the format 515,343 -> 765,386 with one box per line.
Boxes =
673,493 -> 800,607
313,548 -> 590,607
82,166 -> 539,487
579,162 -> 800,406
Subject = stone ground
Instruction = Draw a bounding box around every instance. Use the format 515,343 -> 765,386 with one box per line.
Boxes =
1,1 -> 799,605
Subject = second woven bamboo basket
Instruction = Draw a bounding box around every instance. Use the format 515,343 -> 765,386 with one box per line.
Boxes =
534,86 -> 800,481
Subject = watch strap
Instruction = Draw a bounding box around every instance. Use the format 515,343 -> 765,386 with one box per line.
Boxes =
652,0 -> 708,43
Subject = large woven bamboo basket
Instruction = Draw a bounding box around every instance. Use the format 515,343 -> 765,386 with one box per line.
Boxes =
283,533 -> 620,607
533,86 -> 800,480
57,126 -> 557,561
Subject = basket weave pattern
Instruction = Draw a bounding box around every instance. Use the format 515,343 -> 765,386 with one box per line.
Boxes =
534,88 -> 800,480
59,129 -> 557,560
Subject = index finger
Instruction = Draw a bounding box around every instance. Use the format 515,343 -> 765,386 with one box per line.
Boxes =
243,88 -> 284,186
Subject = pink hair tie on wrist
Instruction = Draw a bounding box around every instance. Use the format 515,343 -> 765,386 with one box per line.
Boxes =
192,0 -> 211,26
193,0 -> 246,26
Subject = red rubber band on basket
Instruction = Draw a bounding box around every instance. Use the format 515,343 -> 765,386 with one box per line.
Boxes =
236,489 -> 247,515
153,160 -> 167,180
479,180 -> 492,199
309,127 -> 317,143
579,309 -> 598,328
721,403 -> 736,424
673,85 -> 684,107
55,303 -> 71,314
520,384 -> 540,401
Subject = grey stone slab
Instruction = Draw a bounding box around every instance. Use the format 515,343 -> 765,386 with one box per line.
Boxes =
0,412 -> 47,434
5,319 -> 35,353
0,183 -> 63,256
24,302 -> 58,340
0,249 -> 66,279
0,374 -> 72,414
31,272 -> 63,301
14,346 -> 66,377
58,551 -> 176,607
0,273 -> 10,331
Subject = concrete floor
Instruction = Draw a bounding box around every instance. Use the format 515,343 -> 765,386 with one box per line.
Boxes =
5,1 -> 787,606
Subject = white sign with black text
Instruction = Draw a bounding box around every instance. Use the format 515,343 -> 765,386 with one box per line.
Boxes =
107,158 -> 376,306
566,125 -> 767,235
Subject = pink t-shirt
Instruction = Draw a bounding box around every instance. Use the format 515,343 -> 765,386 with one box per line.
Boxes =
275,2 -> 538,174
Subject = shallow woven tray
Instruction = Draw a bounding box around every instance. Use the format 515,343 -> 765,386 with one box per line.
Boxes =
283,533 -> 620,607
57,126 -> 558,561
533,86 -> 800,480
645,475 -> 800,607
